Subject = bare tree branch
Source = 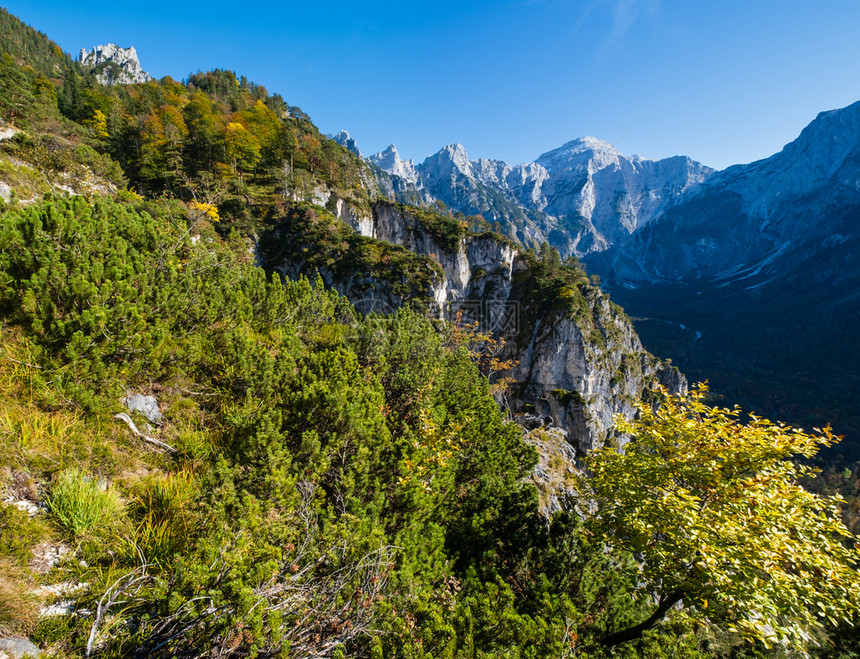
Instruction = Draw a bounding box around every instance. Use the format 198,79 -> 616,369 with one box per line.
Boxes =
114,412 -> 177,453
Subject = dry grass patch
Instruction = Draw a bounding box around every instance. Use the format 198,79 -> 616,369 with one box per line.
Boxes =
0,557 -> 38,636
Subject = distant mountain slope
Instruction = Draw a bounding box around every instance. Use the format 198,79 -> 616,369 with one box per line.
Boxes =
600,100 -> 860,285
587,101 -> 860,452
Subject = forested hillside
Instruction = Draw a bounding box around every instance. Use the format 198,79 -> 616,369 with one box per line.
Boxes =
1,8 -> 859,658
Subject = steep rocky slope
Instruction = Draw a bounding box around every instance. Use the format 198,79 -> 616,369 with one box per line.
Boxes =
531,138 -> 712,254
596,100 -> 860,286
258,200 -> 684,456
367,144 -> 435,207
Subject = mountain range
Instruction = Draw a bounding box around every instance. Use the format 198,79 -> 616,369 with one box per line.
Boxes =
356,100 -> 860,285
31,26 -> 859,449
10,22 -> 857,450
348,102 -> 860,450
340,133 -> 713,258
598,100 -> 860,286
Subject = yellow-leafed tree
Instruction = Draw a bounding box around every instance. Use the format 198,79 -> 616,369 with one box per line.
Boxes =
580,384 -> 860,650
225,121 -> 261,174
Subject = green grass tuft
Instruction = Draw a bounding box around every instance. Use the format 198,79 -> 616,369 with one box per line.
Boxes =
45,468 -> 124,539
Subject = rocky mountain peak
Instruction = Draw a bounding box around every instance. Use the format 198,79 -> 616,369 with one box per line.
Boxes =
441,142 -> 469,158
601,98 -> 860,285
429,143 -> 471,171
416,143 -> 475,187
369,144 -> 420,186
79,43 -> 152,85
333,130 -> 362,157
737,99 -> 860,200
537,136 -> 626,172
557,136 -> 616,154
800,99 -> 860,149
370,144 -> 401,168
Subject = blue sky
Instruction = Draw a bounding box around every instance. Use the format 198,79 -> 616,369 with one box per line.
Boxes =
8,0 -> 860,170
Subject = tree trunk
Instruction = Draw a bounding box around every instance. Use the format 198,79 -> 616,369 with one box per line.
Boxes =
602,589 -> 685,648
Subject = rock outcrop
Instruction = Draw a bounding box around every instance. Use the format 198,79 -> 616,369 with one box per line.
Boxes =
333,130 -> 362,158
259,199 -> 685,456
0,636 -> 42,658
523,425 -> 580,516
79,44 -> 152,85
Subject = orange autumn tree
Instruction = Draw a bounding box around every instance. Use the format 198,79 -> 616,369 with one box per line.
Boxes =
445,310 -> 517,398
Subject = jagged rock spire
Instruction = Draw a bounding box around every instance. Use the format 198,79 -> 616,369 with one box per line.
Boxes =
79,44 -> 152,85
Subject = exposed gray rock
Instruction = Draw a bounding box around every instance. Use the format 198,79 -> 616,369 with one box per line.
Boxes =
0,636 -> 42,658
509,288 -> 681,456
261,199 -> 684,455
524,426 -> 581,516
29,542 -> 70,574
370,145 -> 421,186
514,413 -> 554,431
123,393 -> 162,425
370,139 -> 712,258
0,124 -> 19,141
333,130 -> 362,158
597,99 -> 860,287
5,499 -> 42,516
79,44 -> 152,85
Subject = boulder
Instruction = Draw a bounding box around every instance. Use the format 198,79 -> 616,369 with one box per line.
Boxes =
123,393 -> 163,425
0,637 -> 41,658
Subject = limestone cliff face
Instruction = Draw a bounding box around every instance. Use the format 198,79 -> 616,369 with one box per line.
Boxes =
79,44 -> 152,85
259,199 -> 685,456
342,201 -> 519,312
508,289 -> 684,455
